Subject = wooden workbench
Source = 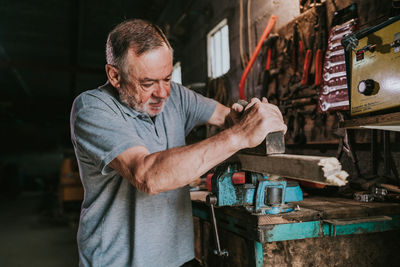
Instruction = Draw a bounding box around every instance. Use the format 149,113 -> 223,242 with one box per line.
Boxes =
191,191 -> 400,266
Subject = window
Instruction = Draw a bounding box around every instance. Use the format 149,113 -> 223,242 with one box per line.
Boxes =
171,62 -> 182,84
207,18 -> 230,78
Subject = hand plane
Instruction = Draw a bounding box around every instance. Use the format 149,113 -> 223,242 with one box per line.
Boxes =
237,99 -> 285,155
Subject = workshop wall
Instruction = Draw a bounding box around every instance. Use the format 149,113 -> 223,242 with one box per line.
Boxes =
180,0 -> 400,182
179,0 -> 399,143
178,0 -> 299,103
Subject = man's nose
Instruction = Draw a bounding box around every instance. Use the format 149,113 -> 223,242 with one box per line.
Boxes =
153,81 -> 169,98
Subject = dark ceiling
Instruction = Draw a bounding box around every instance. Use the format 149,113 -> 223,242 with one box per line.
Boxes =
0,0 -> 202,154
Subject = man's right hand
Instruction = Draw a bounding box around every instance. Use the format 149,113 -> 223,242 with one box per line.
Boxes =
229,97 -> 287,149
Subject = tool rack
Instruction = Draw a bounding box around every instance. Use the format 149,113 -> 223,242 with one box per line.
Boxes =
191,191 -> 400,266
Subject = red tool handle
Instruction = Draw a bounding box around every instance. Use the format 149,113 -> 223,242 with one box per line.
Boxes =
314,49 -> 323,86
300,49 -> 313,85
239,15 -> 277,100
265,48 -> 272,71
299,40 -> 305,63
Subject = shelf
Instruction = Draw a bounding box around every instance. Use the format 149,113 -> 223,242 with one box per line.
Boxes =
340,112 -> 400,131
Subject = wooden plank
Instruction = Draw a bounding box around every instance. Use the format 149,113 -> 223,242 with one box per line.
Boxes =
298,197 -> 368,218
323,197 -> 400,216
298,196 -> 400,219
303,202 -> 369,219
234,153 -> 348,186
280,207 -> 321,222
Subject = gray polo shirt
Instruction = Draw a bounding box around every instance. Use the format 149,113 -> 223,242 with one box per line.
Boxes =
70,81 -> 217,267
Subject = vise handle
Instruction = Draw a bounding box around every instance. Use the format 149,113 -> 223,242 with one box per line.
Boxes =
206,194 -> 229,257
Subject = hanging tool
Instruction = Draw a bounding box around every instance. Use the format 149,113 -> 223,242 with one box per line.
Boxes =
299,39 -> 305,64
262,34 -> 279,98
314,25 -> 323,86
239,15 -> 277,100
300,19 -> 317,86
265,46 -> 272,71
300,49 -> 313,85
292,23 -> 300,73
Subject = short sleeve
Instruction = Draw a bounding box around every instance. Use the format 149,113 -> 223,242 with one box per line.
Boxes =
70,96 -> 145,175
174,84 -> 218,135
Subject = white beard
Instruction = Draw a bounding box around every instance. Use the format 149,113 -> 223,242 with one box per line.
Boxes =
118,87 -> 166,117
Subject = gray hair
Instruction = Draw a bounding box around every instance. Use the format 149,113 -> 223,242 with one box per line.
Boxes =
105,19 -> 172,78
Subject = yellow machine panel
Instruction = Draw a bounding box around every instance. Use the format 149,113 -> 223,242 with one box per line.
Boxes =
347,17 -> 400,116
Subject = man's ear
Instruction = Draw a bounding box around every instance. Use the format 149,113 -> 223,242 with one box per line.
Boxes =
105,64 -> 122,89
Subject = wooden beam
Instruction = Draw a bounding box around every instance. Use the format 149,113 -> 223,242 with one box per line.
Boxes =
233,153 -> 348,186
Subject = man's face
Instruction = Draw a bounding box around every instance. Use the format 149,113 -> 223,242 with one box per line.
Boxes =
119,44 -> 173,117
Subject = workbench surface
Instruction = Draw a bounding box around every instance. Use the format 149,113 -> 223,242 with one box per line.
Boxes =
191,191 -> 400,243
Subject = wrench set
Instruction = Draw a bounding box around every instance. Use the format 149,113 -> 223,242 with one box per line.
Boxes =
318,19 -> 359,112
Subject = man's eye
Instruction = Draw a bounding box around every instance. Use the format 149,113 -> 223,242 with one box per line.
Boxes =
141,83 -> 153,88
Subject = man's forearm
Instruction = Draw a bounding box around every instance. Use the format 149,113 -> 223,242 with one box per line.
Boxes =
112,98 -> 287,195
133,127 -> 241,194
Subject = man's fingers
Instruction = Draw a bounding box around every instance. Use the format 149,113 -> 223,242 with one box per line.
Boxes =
249,98 -> 261,104
231,103 -> 244,113
233,98 -> 284,126
259,97 -> 284,122
244,98 -> 260,111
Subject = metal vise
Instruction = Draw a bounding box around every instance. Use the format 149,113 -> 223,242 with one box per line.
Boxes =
209,163 -> 303,215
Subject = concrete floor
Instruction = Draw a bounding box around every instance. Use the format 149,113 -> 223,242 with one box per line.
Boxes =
0,192 -> 79,267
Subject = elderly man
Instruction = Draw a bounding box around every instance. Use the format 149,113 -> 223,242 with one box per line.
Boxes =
70,19 -> 286,267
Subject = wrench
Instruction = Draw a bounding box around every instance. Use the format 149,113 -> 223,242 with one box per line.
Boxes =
322,84 -> 347,95
324,60 -> 345,69
331,19 -> 357,34
323,71 -> 347,81
326,49 -> 345,58
329,30 -> 353,42
321,100 -> 349,112
325,76 -> 347,87
328,40 -> 343,50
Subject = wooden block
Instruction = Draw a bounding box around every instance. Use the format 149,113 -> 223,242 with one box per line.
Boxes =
234,153 -> 348,186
